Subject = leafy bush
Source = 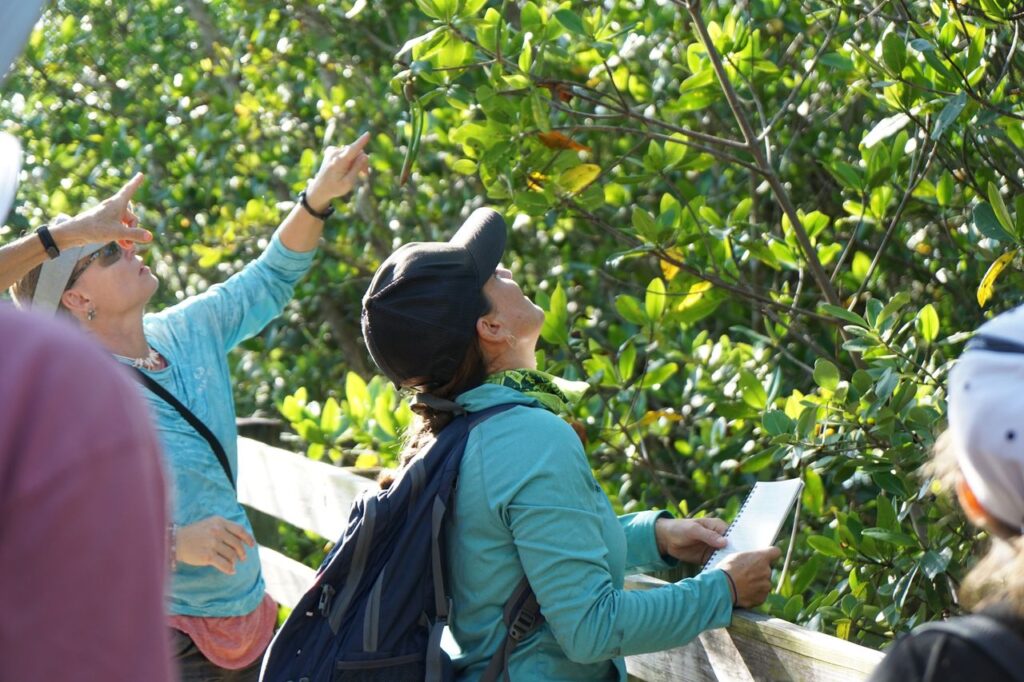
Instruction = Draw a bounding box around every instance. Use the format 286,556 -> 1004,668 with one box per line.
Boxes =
4,0 -> 1023,647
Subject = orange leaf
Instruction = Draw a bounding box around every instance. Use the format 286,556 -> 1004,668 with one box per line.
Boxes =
537,131 -> 591,152
536,80 -> 574,102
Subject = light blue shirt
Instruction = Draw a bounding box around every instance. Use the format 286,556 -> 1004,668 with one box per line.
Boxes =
130,232 -> 315,616
448,383 -> 734,681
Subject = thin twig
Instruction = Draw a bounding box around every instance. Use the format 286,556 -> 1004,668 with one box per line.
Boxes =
678,0 -> 843,311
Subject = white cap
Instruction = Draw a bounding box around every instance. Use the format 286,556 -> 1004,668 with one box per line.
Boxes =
948,305 -> 1024,532
0,132 -> 19,222
0,1 -> 46,216
30,218 -> 105,316
0,1 -> 46,84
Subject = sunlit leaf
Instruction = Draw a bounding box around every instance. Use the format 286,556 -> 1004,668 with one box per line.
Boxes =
988,182 -> 1014,235
813,358 -> 840,391
807,535 -> 845,558
977,249 -> 1017,308
558,163 -> 601,194
803,468 -> 825,516
739,369 -> 768,409
541,282 -> 569,346
645,277 -> 666,321
915,303 -> 939,343
862,113 -> 909,148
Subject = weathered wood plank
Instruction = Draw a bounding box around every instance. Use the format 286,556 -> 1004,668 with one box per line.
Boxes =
240,439 -> 885,682
258,545 -> 316,609
237,436 -> 374,540
623,574 -> 883,682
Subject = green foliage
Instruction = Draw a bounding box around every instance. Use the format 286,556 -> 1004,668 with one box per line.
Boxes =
278,374 -> 411,469
4,0 -> 1024,648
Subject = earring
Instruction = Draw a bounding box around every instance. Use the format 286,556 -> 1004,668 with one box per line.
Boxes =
506,334 -> 518,348
87,308 -> 96,321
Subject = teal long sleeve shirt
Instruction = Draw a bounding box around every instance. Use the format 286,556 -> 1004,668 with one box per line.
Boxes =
447,384 -> 734,681
130,231 -> 315,616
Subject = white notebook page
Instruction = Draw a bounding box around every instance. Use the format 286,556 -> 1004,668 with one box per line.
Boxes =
702,478 -> 803,573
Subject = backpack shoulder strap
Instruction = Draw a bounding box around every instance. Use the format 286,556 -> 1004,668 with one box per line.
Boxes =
425,402 -> 520,682
133,368 -> 235,489
479,577 -> 544,682
914,613 -> 1024,682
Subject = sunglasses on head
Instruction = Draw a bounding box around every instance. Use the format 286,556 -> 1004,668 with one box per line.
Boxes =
66,241 -> 123,288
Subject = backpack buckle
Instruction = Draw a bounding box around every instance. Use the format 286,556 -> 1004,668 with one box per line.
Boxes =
317,584 -> 336,617
508,609 -> 537,641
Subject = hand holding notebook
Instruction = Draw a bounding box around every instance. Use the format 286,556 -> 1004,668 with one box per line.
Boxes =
701,478 -> 803,573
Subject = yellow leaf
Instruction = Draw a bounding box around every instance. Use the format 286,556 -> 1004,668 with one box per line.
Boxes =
677,280 -> 713,311
636,409 -> 684,427
558,163 -> 601,194
354,452 -> 380,469
526,171 -> 547,191
660,248 -> 685,280
977,250 -> 1017,308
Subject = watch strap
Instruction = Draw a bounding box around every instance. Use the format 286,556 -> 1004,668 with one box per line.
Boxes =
298,190 -> 335,220
35,224 -> 61,259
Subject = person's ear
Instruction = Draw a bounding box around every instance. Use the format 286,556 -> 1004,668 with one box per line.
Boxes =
476,313 -> 504,345
956,476 -> 994,528
60,288 -> 92,318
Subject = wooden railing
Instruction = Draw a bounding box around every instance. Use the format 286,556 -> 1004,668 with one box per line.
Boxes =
237,436 -> 884,681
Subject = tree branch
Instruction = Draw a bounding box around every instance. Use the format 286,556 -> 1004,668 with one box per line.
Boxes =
679,0 -> 843,310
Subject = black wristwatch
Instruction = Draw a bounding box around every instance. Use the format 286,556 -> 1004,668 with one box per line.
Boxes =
298,190 -> 335,221
35,225 -> 61,259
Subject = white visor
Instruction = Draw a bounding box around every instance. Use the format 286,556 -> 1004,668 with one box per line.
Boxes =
0,132 -> 20,222
32,227 -> 105,316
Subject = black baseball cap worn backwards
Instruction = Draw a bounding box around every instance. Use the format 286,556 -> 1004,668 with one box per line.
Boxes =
361,207 -> 508,388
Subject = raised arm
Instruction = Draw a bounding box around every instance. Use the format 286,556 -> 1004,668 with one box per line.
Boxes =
149,134 -> 372,352
0,173 -> 151,292
276,132 -> 370,253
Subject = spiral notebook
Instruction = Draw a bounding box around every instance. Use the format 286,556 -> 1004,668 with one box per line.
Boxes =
701,478 -> 804,573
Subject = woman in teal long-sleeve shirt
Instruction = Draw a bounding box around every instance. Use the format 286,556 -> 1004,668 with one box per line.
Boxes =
13,135 -> 370,681
361,208 -> 780,681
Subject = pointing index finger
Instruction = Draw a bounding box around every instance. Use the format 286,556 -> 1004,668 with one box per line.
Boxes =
115,172 -> 145,201
337,132 -> 370,162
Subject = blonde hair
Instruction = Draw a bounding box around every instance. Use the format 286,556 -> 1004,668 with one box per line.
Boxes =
12,263 -> 49,309
930,430 -> 1024,612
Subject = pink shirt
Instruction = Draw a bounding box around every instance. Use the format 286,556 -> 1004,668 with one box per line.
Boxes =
169,593 -> 277,669
0,306 -> 172,682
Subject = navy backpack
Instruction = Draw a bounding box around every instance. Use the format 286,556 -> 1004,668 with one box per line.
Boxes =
260,403 -> 544,682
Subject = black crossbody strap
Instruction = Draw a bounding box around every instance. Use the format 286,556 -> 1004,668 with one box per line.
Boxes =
133,368 -> 235,489
915,614 -> 1024,682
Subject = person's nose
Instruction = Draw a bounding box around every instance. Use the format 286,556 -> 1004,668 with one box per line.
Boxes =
496,265 -> 512,278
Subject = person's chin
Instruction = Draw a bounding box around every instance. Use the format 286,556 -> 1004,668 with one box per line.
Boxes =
142,273 -> 160,299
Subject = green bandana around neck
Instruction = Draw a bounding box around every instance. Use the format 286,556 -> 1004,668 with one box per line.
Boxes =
484,368 -> 588,416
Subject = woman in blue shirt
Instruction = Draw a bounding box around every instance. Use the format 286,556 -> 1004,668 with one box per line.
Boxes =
361,207 -> 780,680
13,134 -> 370,681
